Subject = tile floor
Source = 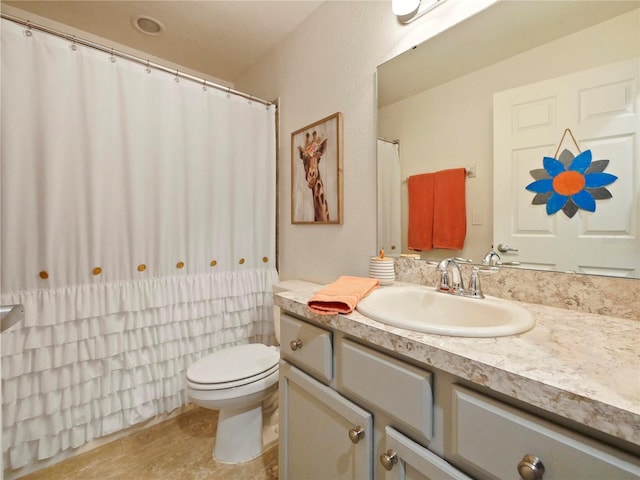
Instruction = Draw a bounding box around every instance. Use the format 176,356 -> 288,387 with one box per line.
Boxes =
18,407 -> 278,480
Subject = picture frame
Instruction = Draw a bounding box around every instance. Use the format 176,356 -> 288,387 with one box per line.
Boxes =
291,112 -> 343,224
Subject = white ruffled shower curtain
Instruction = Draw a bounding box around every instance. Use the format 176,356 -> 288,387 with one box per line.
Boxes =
0,18 -> 277,470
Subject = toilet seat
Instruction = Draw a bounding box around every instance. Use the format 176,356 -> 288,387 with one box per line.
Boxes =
186,364 -> 279,391
186,343 -> 279,391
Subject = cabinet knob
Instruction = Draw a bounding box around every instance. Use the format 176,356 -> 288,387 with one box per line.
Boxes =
380,449 -> 398,471
348,425 -> 365,444
518,454 -> 545,480
289,339 -> 303,351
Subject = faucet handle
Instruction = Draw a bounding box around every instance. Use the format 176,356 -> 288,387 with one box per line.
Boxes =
467,266 -> 498,299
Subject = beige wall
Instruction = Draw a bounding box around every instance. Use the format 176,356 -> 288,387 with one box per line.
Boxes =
235,0 -> 496,284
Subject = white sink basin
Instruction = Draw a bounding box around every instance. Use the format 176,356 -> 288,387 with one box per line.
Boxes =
356,285 -> 535,337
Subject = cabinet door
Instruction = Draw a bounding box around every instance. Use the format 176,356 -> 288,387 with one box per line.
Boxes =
280,361 -> 373,480
452,386 -> 640,480
380,427 -> 472,480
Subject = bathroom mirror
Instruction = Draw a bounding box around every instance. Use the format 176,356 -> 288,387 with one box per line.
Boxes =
377,0 -> 640,278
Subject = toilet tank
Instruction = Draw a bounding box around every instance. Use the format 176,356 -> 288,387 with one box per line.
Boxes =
272,280 -> 320,344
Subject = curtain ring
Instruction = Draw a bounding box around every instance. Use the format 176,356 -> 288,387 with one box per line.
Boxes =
145,60 -> 151,74
70,35 -> 78,51
202,78 -> 207,92
24,21 -> 33,37
226,87 -> 232,98
174,69 -> 180,83
109,47 -> 116,63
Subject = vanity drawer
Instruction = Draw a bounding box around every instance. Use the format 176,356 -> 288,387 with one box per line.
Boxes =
280,313 -> 332,383
339,339 -> 433,440
452,386 -> 640,480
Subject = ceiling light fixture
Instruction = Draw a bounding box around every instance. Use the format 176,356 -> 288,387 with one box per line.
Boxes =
392,0 -> 447,24
132,15 -> 164,36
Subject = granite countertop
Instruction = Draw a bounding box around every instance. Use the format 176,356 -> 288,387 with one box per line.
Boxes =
275,282 -> 640,448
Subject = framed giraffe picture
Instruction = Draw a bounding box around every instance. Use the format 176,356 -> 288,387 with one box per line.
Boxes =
291,112 -> 343,224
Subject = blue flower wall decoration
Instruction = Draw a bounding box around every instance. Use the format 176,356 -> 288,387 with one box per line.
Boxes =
525,149 -> 617,218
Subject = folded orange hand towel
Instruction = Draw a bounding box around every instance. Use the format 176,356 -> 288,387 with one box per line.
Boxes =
307,276 -> 380,315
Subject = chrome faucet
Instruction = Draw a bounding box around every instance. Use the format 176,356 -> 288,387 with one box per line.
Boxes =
437,257 -> 497,299
436,258 -> 464,294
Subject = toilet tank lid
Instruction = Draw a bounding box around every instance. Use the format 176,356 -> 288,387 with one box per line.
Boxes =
186,344 -> 279,384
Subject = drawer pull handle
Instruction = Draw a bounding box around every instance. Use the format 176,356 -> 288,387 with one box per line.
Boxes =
380,449 -> 398,471
518,454 -> 545,480
289,339 -> 303,351
348,425 -> 365,444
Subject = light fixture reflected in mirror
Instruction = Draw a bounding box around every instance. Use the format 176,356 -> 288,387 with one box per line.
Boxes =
392,0 -> 447,24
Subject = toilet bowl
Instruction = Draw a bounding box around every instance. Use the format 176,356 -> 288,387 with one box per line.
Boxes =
185,343 -> 279,463
185,279 -> 319,464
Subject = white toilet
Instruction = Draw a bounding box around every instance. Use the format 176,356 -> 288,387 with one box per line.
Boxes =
185,280 -> 318,464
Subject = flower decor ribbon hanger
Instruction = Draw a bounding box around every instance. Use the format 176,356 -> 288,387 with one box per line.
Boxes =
525,128 -> 617,218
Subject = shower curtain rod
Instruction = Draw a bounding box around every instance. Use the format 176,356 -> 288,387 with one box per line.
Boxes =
1,13 -> 273,107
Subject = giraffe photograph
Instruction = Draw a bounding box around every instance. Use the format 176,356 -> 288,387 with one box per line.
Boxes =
291,112 -> 343,224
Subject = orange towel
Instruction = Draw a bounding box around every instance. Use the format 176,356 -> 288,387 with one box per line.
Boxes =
407,173 -> 435,251
307,276 -> 379,315
433,168 -> 466,249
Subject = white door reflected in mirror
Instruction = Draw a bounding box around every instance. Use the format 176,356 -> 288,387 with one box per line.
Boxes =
493,59 -> 639,278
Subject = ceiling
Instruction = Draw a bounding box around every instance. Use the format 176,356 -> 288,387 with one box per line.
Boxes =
1,0 -> 324,84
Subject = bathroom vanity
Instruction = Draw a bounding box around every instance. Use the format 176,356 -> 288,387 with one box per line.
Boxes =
275,284 -> 640,480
